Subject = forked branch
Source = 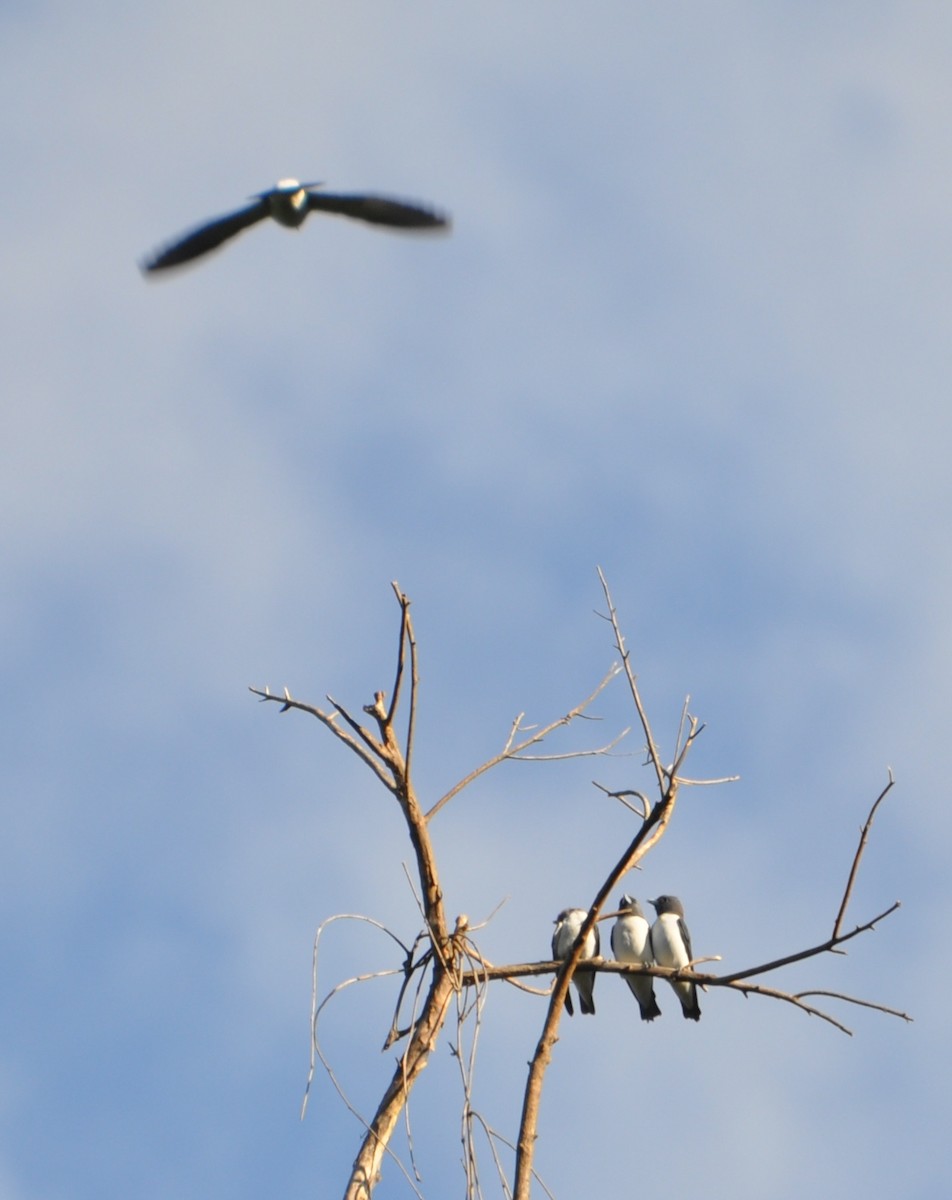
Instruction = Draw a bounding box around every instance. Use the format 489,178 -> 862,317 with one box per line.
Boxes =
252,585 -> 628,1200
253,580 -> 903,1200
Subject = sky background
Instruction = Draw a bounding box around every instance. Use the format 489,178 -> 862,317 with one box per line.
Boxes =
2,4 -> 949,1197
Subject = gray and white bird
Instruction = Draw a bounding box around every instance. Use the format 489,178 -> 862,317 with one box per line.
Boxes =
610,895 -> 661,1022
141,178 -> 450,273
552,907 -> 600,1016
648,895 -> 701,1021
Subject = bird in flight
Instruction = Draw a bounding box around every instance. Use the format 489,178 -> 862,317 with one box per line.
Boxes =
141,178 -> 450,273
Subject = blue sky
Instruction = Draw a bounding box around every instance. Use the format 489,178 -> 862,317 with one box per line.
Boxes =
3,4 -> 949,1197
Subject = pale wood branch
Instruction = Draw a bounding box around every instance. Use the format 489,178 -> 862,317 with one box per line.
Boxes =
249,686 -> 394,790
717,901 -> 901,984
512,768 -> 681,1199
255,580 -> 902,1200
424,664 -> 622,822
596,565 -> 667,792
343,967 -> 457,1200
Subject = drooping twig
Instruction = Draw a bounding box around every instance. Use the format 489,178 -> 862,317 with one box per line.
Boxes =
301,914 -> 426,1200
302,913 -> 412,1119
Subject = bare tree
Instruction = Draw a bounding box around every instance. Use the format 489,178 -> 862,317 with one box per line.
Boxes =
251,574 -> 909,1200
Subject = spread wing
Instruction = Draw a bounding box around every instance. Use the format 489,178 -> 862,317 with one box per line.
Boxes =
305,191 -> 449,230
142,199 -> 270,272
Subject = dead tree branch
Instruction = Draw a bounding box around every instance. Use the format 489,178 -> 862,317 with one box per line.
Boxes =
252,584 -> 626,1199
833,771 -> 895,938
254,578 -> 904,1199
425,664 -> 623,822
512,571 -> 704,1200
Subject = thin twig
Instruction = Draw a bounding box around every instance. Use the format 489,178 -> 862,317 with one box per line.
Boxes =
404,594 -> 420,792
509,728 -> 630,761
249,686 -> 393,789
425,664 -> 622,821
833,772 -> 895,938
386,582 -> 409,728
593,784 -> 651,818
596,566 -> 666,789
327,694 -> 389,760
302,922 -> 427,1199
302,913 -> 412,1119
794,989 -> 912,1021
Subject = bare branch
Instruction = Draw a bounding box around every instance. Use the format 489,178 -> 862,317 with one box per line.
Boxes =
593,783 -> 651,818
596,566 -> 666,791
794,989 -> 912,1022
404,593 -> 421,789
249,686 -> 394,789
508,726 -> 630,762
256,581 -> 902,1200
299,915 -> 428,1200
673,695 -> 695,767
453,955 -> 911,1039
470,1112 -> 557,1200
671,773 -> 741,786
718,901 -> 901,983
344,966 -> 457,1200
329,694 -> 390,759
726,978 -> 856,1034
425,664 -> 622,821
833,771 -> 895,938
513,780 -> 681,1199
386,582 -> 410,728
670,710 -> 701,777
302,913 -> 413,1119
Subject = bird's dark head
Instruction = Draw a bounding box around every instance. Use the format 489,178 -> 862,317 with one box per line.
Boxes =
649,895 -> 684,917
619,894 -> 645,917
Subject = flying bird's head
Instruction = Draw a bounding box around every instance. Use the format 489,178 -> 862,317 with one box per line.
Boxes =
256,178 -> 320,227
267,178 -> 322,195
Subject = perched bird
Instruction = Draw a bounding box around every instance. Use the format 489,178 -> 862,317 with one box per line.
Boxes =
648,895 -> 701,1021
552,907 -> 600,1016
610,895 -> 661,1022
141,178 -> 450,273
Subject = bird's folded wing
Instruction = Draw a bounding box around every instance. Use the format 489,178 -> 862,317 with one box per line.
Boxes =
305,192 -> 449,229
677,917 -> 693,962
142,199 -> 270,272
